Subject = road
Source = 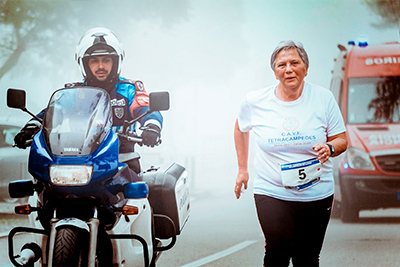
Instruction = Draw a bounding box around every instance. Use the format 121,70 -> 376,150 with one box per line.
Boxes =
1,178 -> 400,267
157,182 -> 400,267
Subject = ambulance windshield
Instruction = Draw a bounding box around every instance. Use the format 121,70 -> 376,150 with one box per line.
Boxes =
348,76 -> 400,124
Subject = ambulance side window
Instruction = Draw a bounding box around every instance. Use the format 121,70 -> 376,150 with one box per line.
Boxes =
330,78 -> 343,108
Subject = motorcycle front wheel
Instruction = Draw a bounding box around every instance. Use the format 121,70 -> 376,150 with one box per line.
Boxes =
53,227 -> 89,266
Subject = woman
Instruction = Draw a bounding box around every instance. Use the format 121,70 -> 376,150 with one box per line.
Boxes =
234,40 -> 347,267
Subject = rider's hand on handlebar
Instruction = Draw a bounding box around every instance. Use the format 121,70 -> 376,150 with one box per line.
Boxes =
141,124 -> 160,147
14,122 -> 40,149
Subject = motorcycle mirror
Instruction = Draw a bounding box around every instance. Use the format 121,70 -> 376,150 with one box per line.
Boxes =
6,88 -> 43,123
149,92 -> 170,112
7,88 -> 26,110
121,92 -> 170,131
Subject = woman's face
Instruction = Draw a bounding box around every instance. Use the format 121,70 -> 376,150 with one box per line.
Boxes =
274,48 -> 308,91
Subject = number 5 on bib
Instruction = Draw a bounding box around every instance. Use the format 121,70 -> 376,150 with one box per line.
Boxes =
280,158 -> 322,189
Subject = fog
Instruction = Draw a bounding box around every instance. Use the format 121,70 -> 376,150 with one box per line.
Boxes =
1,0 -> 399,192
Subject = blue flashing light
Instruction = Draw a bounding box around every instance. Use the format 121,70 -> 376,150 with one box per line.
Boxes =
357,35 -> 368,47
343,162 -> 349,170
348,41 -> 356,46
358,41 -> 368,47
124,182 -> 148,199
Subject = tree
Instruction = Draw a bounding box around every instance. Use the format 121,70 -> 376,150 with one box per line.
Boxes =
0,0 -> 191,81
365,0 -> 400,37
0,0 -> 77,80
368,77 -> 400,123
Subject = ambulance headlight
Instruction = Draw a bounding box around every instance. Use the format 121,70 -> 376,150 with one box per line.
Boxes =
50,165 -> 93,186
346,148 -> 375,170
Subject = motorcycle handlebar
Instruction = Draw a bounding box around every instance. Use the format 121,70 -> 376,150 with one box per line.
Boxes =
13,134 -> 161,149
117,132 -> 161,147
124,134 -> 143,144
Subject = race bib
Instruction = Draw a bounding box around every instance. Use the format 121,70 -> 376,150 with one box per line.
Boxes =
280,158 -> 322,190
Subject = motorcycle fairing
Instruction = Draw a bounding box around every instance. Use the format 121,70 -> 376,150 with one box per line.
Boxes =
28,128 -> 120,193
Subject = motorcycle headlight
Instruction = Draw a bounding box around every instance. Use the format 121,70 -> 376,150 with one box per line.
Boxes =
50,165 -> 93,186
346,147 -> 375,170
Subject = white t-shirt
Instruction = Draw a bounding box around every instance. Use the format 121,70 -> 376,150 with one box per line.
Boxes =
238,82 -> 346,202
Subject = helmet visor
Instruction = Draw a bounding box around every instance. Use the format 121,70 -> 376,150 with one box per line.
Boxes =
83,43 -> 117,58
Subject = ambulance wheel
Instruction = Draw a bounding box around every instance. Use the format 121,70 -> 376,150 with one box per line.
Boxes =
340,192 -> 359,222
330,200 -> 341,218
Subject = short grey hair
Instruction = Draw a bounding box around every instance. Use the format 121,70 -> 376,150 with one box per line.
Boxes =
270,40 -> 309,70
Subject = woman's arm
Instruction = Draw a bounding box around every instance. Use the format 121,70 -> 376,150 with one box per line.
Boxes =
234,119 -> 250,199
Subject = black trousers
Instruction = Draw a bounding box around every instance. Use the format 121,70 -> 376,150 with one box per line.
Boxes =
254,194 -> 333,267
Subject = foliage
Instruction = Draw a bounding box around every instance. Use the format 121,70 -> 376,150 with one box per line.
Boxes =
0,0 -> 191,81
368,77 -> 400,123
364,0 -> 400,31
0,0 -> 78,80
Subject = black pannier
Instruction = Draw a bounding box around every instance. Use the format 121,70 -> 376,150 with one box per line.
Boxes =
143,162 -> 190,239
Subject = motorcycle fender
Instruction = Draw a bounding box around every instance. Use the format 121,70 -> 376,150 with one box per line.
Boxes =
54,218 -> 90,232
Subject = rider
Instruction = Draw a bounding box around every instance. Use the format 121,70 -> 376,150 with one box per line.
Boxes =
14,27 -> 163,175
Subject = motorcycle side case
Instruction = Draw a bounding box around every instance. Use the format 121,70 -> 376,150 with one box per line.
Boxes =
143,162 -> 190,239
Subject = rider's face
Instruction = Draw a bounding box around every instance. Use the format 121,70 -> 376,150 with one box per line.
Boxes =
88,55 -> 113,81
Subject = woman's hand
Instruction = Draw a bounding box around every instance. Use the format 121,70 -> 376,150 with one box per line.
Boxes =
313,132 -> 348,164
235,170 -> 249,199
312,143 -> 331,164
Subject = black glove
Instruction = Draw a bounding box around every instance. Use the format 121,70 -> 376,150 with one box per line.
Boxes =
14,122 -> 40,149
141,124 -> 161,147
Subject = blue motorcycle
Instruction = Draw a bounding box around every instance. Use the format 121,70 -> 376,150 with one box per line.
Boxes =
6,87 -> 190,267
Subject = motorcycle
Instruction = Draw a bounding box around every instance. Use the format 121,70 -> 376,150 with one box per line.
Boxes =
6,87 -> 190,266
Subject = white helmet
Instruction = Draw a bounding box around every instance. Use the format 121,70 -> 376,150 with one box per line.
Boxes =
75,27 -> 125,78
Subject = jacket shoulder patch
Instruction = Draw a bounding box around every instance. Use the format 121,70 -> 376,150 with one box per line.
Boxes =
134,81 -> 145,91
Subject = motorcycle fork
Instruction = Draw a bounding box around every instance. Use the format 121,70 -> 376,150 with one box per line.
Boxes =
87,217 -> 100,267
46,217 -> 59,266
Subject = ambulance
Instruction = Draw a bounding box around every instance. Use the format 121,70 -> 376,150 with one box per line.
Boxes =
330,41 -> 400,222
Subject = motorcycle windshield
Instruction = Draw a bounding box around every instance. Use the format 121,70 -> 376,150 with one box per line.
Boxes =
43,87 -> 113,156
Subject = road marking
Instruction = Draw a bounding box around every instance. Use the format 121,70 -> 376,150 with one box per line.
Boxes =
179,240 -> 257,267
0,232 -> 8,238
